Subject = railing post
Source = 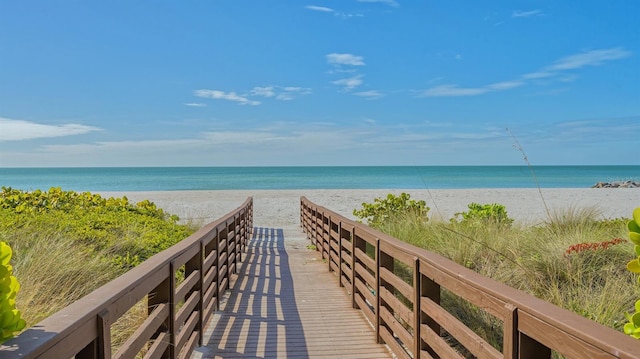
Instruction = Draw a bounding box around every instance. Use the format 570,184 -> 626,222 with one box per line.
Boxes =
376,241 -> 393,344
211,229 -> 220,311
148,262 -> 175,359
226,220 -> 233,283
351,228 -> 360,309
185,242 -> 204,347
413,258 -> 422,359
421,260 -> 440,358
503,304 -> 518,359
234,215 -> 240,273
216,227 -> 224,303
338,221 -> 344,287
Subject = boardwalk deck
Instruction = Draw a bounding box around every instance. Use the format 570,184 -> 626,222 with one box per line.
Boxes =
192,227 -> 392,359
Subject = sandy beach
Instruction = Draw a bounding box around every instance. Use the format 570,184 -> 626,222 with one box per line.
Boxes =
99,188 -> 639,228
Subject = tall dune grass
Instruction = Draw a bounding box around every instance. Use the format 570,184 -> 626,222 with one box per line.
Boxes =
377,207 -> 635,338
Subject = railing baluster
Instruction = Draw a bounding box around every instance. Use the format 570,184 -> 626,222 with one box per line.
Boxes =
338,221 -> 344,287
351,227 -> 360,310
413,257 -> 422,359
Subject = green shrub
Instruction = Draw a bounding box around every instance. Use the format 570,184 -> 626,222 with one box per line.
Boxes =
0,187 -> 196,332
0,241 -> 26,343
624,207 -> 640,339
452,202 -> 514,227
353,193 -> 429,228
0,187 -> 192,269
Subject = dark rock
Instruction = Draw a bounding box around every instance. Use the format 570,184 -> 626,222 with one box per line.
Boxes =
593,181 -> 640,188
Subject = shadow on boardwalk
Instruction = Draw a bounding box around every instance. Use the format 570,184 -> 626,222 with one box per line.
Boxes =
193,227 -> 391,359
195,227 -> 308,358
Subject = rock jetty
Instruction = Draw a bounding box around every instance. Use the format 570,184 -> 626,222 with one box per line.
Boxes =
592,180 -> 640,188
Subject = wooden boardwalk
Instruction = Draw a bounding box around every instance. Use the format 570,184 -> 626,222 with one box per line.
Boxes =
192,227 -> 392,359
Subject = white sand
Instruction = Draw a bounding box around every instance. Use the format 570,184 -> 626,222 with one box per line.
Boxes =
99,188 -> 639,228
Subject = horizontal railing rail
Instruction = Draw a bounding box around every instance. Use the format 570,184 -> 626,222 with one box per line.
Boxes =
1,197 -> 253,359
300,196 -> 640,359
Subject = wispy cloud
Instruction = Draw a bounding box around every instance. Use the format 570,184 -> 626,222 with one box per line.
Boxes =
512,9 -> 544,18
327,53 -> 367,91
332,75 -> 364,91
0,117 -> 101,141
194,89 -> 261,106
421,85 -> 488,97
305,5 -> 334,12
250,86 -> 311,100
250,86 -> 276,98
546,48 -> 631,71
327,53 -> 365,66
354,90 -> 384,99
357,0 -> 399,7
184,103 -> 207,107
486,81 -> 525,91
421,47 -> 631,97
194,85 -> 311,105
305,5 -> 364,18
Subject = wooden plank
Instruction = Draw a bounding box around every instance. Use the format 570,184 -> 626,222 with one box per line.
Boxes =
379,325 -> 411,359
518,310 -> 612,359
175,310 -> 199,354
198,220 -> 391,358
114,304 -> 168,359
379,305 -> 413,351
419,258 -> 509,320
143,331 -> 169,359
175,270 -> 199,304
421,296 -> 502,359
355,277 -> 376,308
379,266 -> 413,303
420,324 -> 465,359
380,286 -> 413,329
175,291 -> 199,328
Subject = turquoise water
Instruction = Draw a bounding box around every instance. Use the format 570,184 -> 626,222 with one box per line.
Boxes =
0,166 -> 638,191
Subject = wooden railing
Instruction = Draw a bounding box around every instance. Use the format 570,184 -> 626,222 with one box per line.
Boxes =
300,196 -> 640,359
1,197 -> 253,359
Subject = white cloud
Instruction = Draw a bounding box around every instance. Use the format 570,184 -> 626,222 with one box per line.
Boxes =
250,86 -> 276,98
195,86 -> 310,104
547,48 -> 631,71
194,89 -> 261,105
306,5 -> 334,12
421,47 -> 631,98
421,85 -> 488,97
184,103 -> 207,107
354,90 -> 384,99
0,117 -> 101,141
487,81 -> 525,90
512,9 -> 543,18
522,71 -> 554,80
326,53 -> 365,66
332,75 -> 364,91
357,0 -> 399,7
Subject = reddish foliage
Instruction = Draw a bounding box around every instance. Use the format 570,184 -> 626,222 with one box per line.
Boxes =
564,238 -> 627,256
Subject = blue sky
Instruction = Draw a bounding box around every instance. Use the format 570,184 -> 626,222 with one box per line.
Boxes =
1,1 -> 638,167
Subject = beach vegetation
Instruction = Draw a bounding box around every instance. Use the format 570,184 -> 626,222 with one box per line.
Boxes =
451,202 -> 514,227
0,241 -> 26,343
0,187 -> 196,346
623,207 -> 640,339
353,192 -> 429,228
354,195 -> 636,349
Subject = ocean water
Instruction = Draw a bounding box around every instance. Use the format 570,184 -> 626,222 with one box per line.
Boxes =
0,166 -> 638,192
